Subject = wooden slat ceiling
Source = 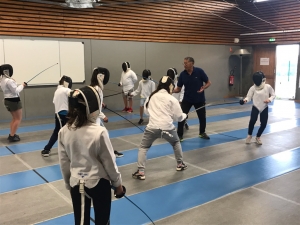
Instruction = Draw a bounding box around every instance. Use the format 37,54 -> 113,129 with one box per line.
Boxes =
0,0 -> 242,44
238,0 -> 300,45
0,0 -> 298,45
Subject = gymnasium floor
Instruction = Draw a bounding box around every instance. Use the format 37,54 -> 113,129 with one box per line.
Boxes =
0,99 -> 300,225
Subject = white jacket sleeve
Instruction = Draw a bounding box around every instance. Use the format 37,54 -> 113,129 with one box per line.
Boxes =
58,131 -> 71,190
131,71 -> 138,84
172,98 -> 187,122
98,129 -> 122,188
244,86 -> 255,103
268,85 -> 276,102
144,97 -> 150,116
119,73 -> 123,86
151,81 -> 156,93
131,81 -> 142,96
7,80 -> 24,95
179,85 -> 185,102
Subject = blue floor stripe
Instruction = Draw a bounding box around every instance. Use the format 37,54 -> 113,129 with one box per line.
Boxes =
108,148 -> 300,225
0,170 -> 46,193
0,146 -> 12,156
3,110 -> 256,154
36,148 -> 300,225
8,141 -> 57,154
0,103 -> 263,136
28,118 -> 300,184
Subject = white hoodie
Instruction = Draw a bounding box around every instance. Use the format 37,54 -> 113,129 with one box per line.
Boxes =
244,83 -> 275,112
119,69 -> 138,93
144,89 -> 187,130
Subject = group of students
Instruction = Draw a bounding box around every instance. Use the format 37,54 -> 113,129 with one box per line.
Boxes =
0,59 -> 275,224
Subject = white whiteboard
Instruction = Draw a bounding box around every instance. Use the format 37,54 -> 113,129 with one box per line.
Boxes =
0,39 -> 85,86
59,41 -> 85,82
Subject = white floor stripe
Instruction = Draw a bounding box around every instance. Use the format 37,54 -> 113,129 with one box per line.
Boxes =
252,186 -> 300,206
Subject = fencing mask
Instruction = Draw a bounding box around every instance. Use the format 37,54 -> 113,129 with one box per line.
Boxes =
161,75 -> 175,94
142,69 -> 151,81
93,67 -> 110,91
0,64 -> 13,77
167,68 -> 177,80
253,71 -> 266,89
68,86 -> 101,123
62,75 -> 72,89
122,62 -> 131,72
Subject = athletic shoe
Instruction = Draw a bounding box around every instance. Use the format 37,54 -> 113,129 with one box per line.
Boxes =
179,136 -> 184,142
127,108 -> 133,113
122,107 -> 128,112
245,135 -> 252,144
199,133 -> 210,140
114,150 -> 124,158
41,149 -> 51,157
176,162 -> 188,171
132,171 -> 145,180
7,134 -> 19,140
184,122 -> 189,130
8,134 -> 20,142
256,137 -> 262,145
138,119 -> 144,125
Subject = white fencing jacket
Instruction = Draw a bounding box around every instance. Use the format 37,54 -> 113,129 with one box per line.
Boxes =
144,89 -> 187,130
53,85 -> 71,114
131,79 -> 156,99
244,84 -> 275,112
58,123 -> 122,190
0,77 -> 24,98
172,80 -> 185,102
93,85 -> 106,120
119,69 -> 138,93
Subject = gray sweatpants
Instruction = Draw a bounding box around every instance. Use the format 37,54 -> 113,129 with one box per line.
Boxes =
137,127 -> 183,172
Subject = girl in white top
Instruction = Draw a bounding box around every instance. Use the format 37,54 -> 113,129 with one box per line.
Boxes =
132,75 -> 188,180
90,67 -> 124,158
119,62 -> 137,113
0,64 -> 27,142
58,86 -> 124,225
130,69 -> 156,125
41,76 -> 72,157
241,71 -> 275,145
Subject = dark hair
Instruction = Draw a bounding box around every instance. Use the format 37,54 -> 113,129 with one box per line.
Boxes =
59,76 -> 66,85
184,57 -> 194,64
67,94 -> 88,130
146,76 -> 173,108
90,69 -> 99,87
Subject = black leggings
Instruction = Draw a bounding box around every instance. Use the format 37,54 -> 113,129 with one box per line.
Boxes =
248,106 -> 268,137
70,178 -> 111,225
177,101 -> 206,137
44,114 -> 67,150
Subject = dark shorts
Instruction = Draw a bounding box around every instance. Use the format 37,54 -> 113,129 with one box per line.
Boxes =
4,100 -> 22,112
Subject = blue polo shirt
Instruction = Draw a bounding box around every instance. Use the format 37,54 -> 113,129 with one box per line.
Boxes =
177,67 -> 208,103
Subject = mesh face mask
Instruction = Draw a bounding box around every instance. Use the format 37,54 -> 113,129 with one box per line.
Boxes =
69,86 -> 101,123
161,76 -> 175,94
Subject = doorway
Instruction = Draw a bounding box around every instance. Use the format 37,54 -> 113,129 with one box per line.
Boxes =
275,45 -> 299,99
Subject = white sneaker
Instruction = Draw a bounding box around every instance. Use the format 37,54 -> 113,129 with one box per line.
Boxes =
245,135 -> 252,144
256,137 -> 262,145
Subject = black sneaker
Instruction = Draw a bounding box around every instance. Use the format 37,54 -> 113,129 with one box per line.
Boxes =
7,134 -> 19,140
179,136 -> 184,142
184,122 -> 189,130
176,162 -> 188,171
114,150 -> 124,158
8,134 -> 20,142
41,149 -> 51,157
132,170 -> 145,180
199,133 -> 210,140
138,119 -> 144,125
